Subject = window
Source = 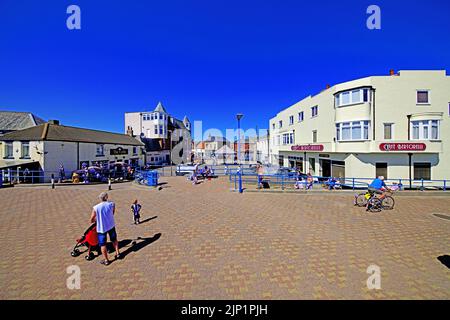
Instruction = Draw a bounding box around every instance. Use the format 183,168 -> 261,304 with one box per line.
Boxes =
272,123 -> 275,130
384,123 -> 393,140
411,120 -> 440,140
21,142 -> 30,158
279,120 -> 283,129
289,115 -> 294,125
159,113 -> 164,120
312,130 -> 317,143
414,163 -> 431,180
311,106 -> 318,117
417,90 -> 429,104
133,147 -> 137,155
4,142 -> 13,158
96,144 -> 104,156
154,125 -> 158,135
298,111 -> 304,122
335,88 -> 370,107
282,133 -> 295,145
159,125 -> 163,134
376,163 -> 388,179
143,114 -> 151,121
336,121 -> 370,141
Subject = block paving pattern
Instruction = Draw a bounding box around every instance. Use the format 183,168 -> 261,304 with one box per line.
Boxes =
0,177 -> 449,299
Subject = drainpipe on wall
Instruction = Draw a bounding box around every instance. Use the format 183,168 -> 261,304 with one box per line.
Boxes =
371,89 -> 376,140
407,114 -> 412,189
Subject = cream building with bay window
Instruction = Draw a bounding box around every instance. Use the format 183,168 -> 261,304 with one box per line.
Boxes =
269,70 -> 450,184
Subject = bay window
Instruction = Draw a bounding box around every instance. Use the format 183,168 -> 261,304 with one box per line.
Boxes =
282,132 -> 295,145
335,88 -> 370,107
411,120 -> 440,140
336,121 -> 370,141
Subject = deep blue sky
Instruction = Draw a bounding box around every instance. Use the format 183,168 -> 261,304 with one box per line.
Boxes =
0,0 -> 449,138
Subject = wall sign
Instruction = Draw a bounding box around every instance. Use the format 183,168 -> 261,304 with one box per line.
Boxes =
379,143 -> 426,151
110,147 -> 129,155
291,145 -> 324,151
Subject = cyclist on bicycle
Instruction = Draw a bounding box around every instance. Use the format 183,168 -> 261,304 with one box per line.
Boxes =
368,176 -> 391,199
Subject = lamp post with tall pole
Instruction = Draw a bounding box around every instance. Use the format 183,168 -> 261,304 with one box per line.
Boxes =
236,113 -> 244,193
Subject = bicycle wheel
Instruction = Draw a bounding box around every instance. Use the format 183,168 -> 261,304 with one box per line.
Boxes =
382,196 -> 395,210
368,198 -> 382,212
356,193 -> 368,207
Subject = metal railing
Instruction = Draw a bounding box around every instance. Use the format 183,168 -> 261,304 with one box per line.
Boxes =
229,173 -> 449,192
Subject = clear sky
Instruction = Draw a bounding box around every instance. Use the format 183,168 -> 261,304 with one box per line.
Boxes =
0,0 -> 449,138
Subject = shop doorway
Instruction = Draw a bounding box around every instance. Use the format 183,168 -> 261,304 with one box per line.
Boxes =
309,158 -> 316,175
320,159 -> 331,178
376,163 -> 388,179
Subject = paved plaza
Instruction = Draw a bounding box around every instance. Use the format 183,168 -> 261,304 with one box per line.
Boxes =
0,177 -> 449,299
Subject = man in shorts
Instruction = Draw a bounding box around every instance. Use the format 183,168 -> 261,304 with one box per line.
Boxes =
90,192 -> 121,266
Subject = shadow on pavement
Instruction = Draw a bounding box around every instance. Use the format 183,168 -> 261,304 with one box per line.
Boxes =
118,233 -> 162,259
437,255 -> 450,269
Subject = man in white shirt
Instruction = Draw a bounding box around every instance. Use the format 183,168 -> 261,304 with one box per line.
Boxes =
90,192 -> 121,266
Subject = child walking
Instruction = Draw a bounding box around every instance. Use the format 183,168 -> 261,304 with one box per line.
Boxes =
131,199 -> 142,224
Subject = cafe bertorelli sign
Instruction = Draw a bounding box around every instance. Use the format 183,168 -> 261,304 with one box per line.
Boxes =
291,145 -> 324,151
379,143 -> 427,151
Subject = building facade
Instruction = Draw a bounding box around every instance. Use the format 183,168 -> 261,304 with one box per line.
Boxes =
125,102 -> 192,165
269,70 -> 450,182
0,121 -> 144,181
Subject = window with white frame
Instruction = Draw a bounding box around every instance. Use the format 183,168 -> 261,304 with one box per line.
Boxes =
384,123 -> 394,140
282,132 -> 295,145
298,111 -> 304,122
411,120 -> 439,140
289,115 -> 294,125
336,121 -> 370,141
311,105 -> 318,117
416,90 -> 430,104
143,114 -> 151,121
4,142 -> 13,158
279,120 -> 283,129
21,142 -> 30,158
335,88 -> 370,107
159,125 -> 163,134
272,123 -> 275,130
312,130 -> 317,143
96,144 -> 105,156
154,125 -> 158,134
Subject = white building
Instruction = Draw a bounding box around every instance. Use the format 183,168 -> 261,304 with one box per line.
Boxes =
256,135 -> 270,164
269,70 -> 450,185
0,120 -> 144,182
125,102 -> 192,165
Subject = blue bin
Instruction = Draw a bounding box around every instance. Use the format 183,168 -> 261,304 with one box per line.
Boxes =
146,170 -> 159,187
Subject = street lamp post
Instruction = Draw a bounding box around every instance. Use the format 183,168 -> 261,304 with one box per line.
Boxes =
236,113 -> 244,193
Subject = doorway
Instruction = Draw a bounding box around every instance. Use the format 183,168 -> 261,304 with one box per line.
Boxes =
320,159 -> 331,178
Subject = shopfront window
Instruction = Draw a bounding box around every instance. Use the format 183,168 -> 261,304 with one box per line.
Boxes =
336,121 -> 370,141
411,120 -> 440,140
96,144 -> 104,156
414,162 -> 431,180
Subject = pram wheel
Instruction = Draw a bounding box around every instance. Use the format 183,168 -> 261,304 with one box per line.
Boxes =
71,249 -> 80,257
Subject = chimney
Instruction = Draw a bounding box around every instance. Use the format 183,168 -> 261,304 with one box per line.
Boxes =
126,126 -> 134,137
326,84 -> 331,89
48,120 -> 60,125
389,69 -> 395,76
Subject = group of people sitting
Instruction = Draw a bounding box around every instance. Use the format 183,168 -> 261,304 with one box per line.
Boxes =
189,165 -> 214,185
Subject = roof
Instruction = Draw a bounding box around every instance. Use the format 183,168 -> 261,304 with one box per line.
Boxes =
154,102 -> 167,113
140,137 -> 163,152
171,118 -> 187,130
0,111 -> 46,132
0,123 -> 144,146
215,145 -> 236,155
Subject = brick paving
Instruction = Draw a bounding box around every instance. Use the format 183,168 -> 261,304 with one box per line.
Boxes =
0,177 -> 449,299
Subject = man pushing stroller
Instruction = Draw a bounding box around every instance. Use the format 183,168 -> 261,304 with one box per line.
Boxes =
90,192 -> 121,266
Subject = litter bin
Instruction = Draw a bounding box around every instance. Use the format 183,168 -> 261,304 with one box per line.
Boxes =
146,170 -> 159,187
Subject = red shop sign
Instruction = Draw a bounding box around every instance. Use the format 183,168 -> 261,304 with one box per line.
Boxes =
379,143 -> 427,151
291,145 -> 324,151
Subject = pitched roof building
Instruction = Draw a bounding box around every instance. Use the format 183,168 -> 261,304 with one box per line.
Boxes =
0,111 -> 46,135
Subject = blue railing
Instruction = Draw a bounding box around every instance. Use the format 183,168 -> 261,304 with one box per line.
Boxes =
229,173 -> 449,192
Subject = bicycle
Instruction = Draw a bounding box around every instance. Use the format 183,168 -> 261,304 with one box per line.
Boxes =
354,190 -> 395,211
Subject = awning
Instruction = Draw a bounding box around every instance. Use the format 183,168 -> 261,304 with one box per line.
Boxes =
0,160 -> 39,170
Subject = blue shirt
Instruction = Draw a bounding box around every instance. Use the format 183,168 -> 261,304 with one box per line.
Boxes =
369,178 -> 386,190
93,201 -> 116,233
